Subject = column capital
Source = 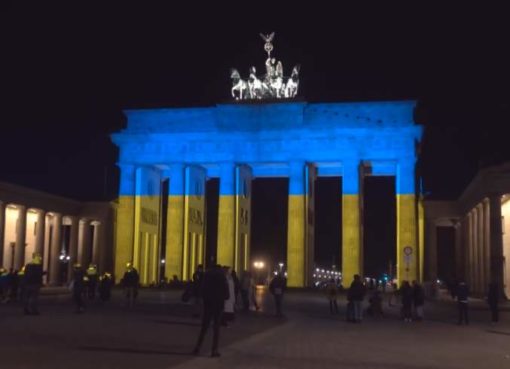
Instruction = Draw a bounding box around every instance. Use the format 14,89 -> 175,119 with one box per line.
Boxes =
488,193 -> 503,204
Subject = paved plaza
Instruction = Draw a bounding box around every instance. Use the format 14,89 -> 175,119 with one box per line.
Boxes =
1,288 -> 509,369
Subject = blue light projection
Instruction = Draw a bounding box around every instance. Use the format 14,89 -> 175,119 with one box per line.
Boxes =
112,101 -> 422,196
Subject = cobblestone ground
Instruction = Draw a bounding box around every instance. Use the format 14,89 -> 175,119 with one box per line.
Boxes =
1,288 -> 509,369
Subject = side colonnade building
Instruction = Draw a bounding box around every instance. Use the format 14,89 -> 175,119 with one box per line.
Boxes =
425,162 -> 510,297
0,181 -> 113,284
112,101 -> 424,288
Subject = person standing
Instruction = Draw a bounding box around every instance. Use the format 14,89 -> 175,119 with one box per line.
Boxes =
121,262 -> 140,308
86,264 -> 98,300
250,271 -> 260,311
192,264 -> 229,358
269,272 -> 286,317
98,272 -> 113,302
71,263 -> 86,313
222,267 -> 236,326
412,280 -> 425,321
456,281 -> 469,325
9,268 -> 20,302
22,254 -> 44,315
487,281 -> 499,324
326,278 -> 339,314
348,275 -> 366,323
400,281 -> 413,322
239,270 -> 252,311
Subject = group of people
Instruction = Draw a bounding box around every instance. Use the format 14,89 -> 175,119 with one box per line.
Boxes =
454,280 -> 501,325
324,275 -> 426,323
190,264 -> 287,357
69,263 -> 114,313
0,252 -> 123,315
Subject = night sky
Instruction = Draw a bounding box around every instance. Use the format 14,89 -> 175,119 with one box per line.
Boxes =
1,4 -> 509,275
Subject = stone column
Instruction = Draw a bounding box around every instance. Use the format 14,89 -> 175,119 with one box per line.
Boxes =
454,220 -> 463,281
92,222 -> 101,266
95,222 -> 108,274
67,216 -> 79,281
14,205 -> 27,270
0,201 -> 5,267
477,204 -> 486,294
217,163 -> 236,269
483,199 -> 491,294
489,194 -> 505,298
114,164 -> 137,283
467,210 -> 475,290
48,213 -> 62,285
342,159 -> 362,288
34,210 -> 46,256
78,219 -> 92,267
165,165 -> 185,280
287,161 -> 306,288
396,159 -> 418,284
473,206 -> 479,293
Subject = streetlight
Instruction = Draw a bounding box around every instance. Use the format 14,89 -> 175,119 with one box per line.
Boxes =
253,260 -> 265,285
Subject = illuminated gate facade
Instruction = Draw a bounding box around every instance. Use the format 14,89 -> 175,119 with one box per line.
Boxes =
112,101 -> 423,287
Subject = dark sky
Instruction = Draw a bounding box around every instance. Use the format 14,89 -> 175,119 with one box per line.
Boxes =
1,3 -> 509,273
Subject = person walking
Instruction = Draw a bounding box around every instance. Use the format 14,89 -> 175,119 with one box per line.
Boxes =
456,281 -> 469,325
412,280 -> 425,321
192,264 -> 229,358
326,278 -> 339,314
348,274 -> 366,323
22,254 -> 44,315
121,262 -> 140,308
269,272 -> 286,317
71,263 -> 86,313
400,281 -> 413,322
487,281 -> 499,324
222,267 -> 236,326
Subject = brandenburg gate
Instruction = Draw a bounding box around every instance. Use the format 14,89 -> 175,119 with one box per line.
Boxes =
111,34 -> 423,288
